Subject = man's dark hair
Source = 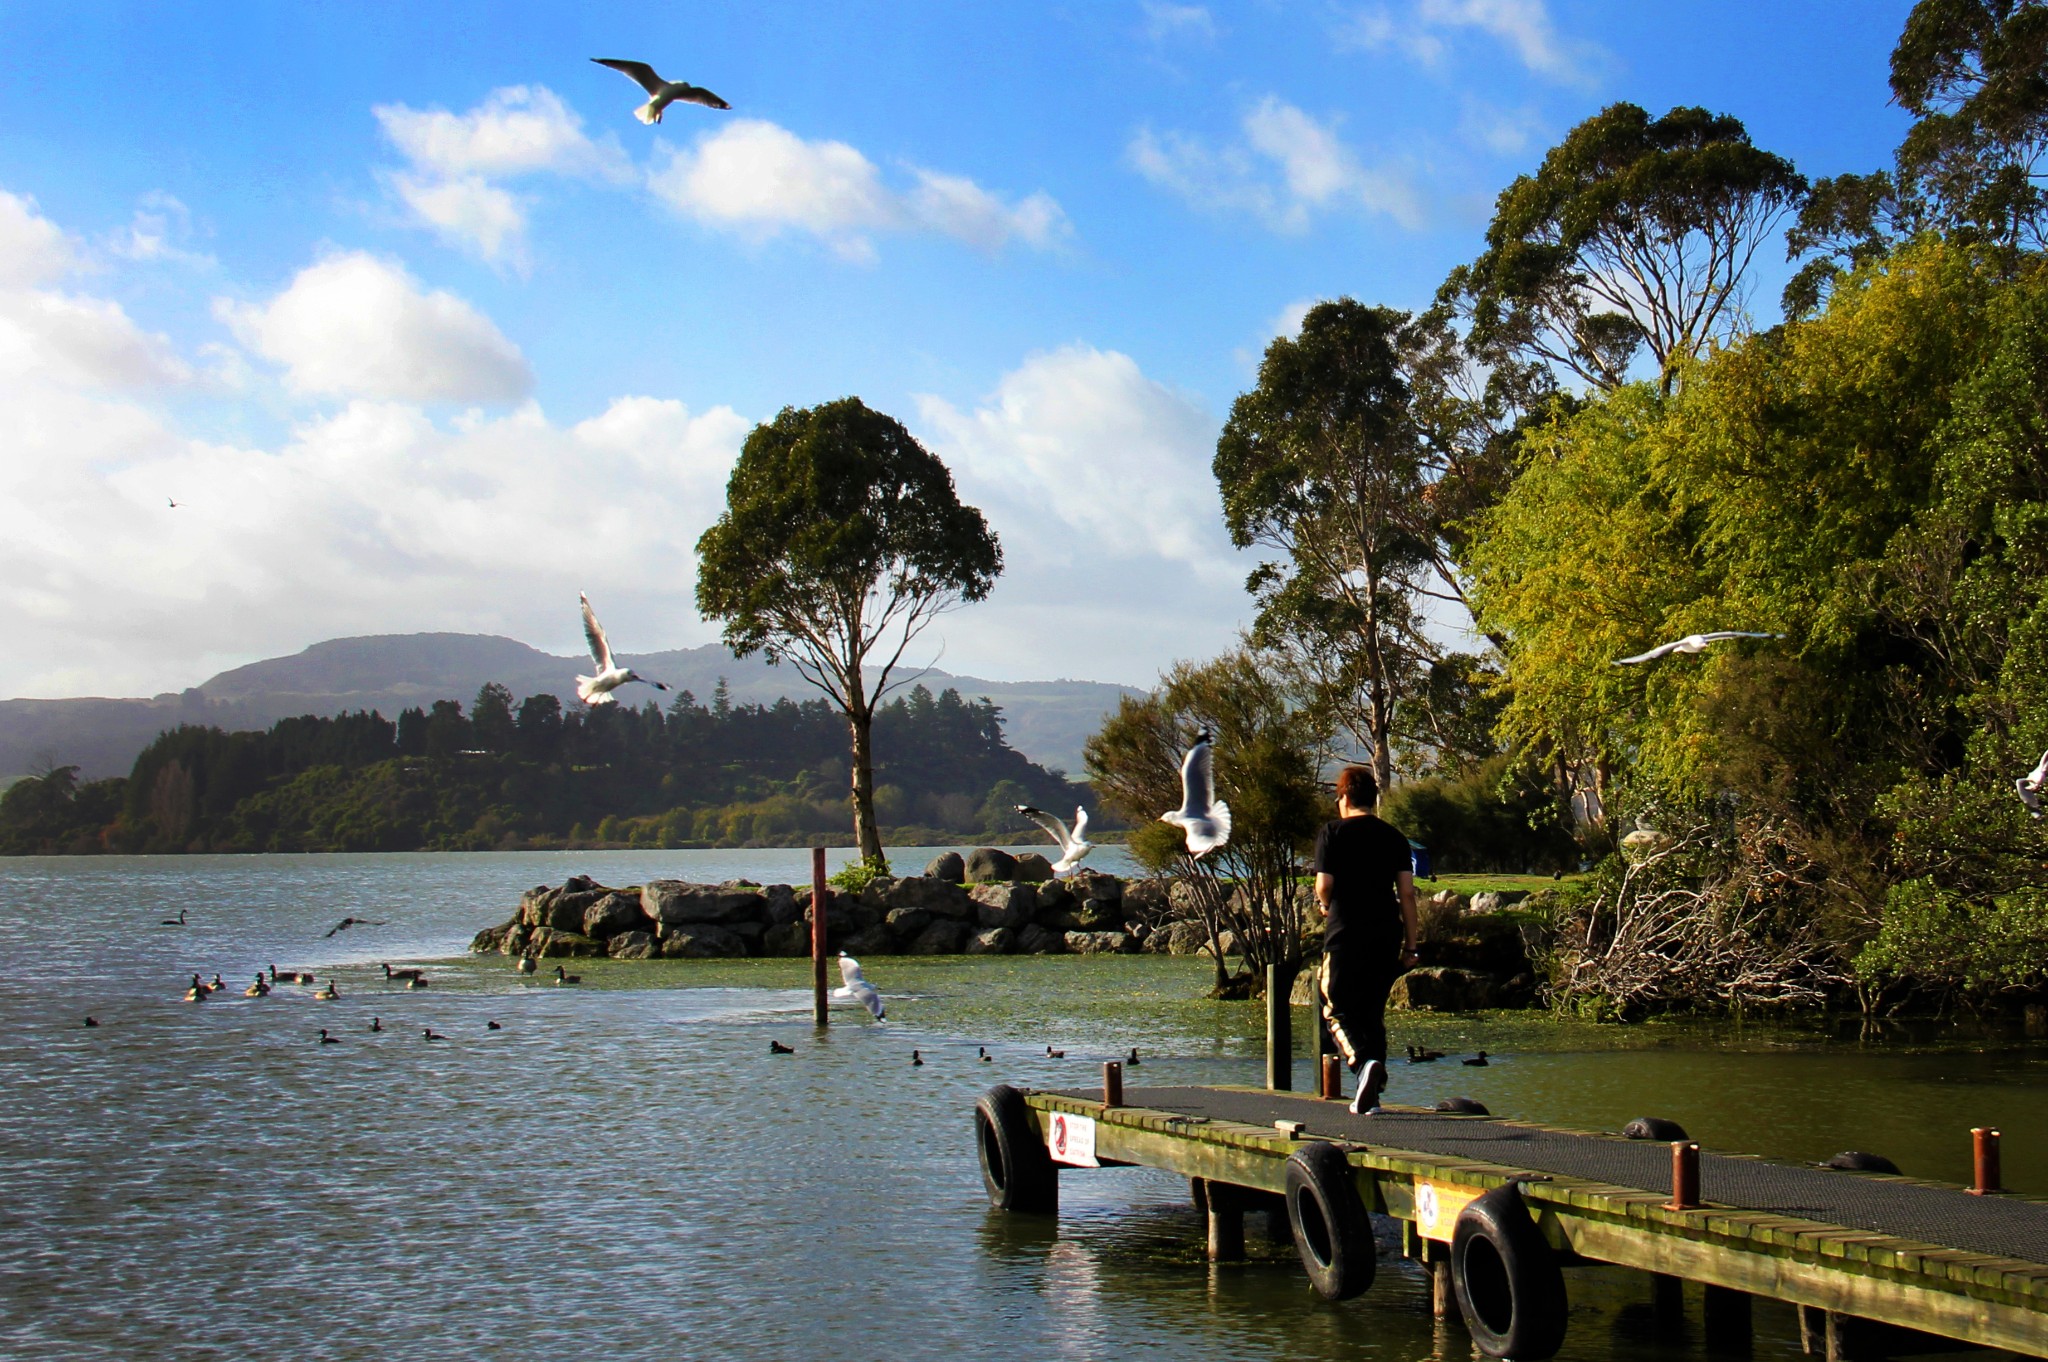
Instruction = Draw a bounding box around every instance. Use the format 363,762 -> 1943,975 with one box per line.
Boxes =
1335,765 -> 1378,809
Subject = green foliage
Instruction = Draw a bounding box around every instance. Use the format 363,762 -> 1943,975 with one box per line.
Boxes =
1380,755 -> 1578,875
1856,879 -> 2048,1000
696,397 -> 1002,865
828,857 -> 891,893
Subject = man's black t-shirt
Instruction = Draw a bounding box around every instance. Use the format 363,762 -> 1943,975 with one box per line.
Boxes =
1314,814 -> 1412,958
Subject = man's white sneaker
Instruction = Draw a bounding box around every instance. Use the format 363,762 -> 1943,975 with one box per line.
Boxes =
1349,1059 -> 1386,1115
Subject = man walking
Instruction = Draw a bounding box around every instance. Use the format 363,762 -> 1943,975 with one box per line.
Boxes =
1315,765 -> 1420,1114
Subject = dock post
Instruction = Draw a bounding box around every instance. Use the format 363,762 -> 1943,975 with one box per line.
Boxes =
1972,1126 -> 2002,1194
810,847 -> 828,1027
1319,1054 -> 1342,1100
1429,1243 -> 1454,1319
1650,1272 -> 1685,1335
1667,1140 -> 1701,1210
1266,962 -> 1292,1091
1103,1060 -> 1123,1109
1204,1180 -> 1246,1262
1702,1284 -> 1752,1355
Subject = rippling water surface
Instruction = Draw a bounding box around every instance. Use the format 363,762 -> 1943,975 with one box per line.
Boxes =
3,851 -> 2043,1361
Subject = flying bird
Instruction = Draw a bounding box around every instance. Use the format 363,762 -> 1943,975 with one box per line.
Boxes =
2017,750 -> 2048,819
1160,729 -> 1231,857
591,58 -> 731,123
167,498 -> 179,509
1612,631 -> 1785,665
832,952 -> 885,1021
577,593 -> 669,706
326,916 -> 385,938
1016,804 -> 1093,874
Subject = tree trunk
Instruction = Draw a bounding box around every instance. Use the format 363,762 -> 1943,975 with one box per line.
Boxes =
848,703 -> 885,868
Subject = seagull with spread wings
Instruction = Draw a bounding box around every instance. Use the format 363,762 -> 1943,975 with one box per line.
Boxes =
2017,749 -> 2048,819
576,593 -> 669,706
1160,729 -> 1231,857
591,58 -> 731,123
1016,804 -> 1093,874
833,952 -> 886,1021
1612,631 -> 1784,666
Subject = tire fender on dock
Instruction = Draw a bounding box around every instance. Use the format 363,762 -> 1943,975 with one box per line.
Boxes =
976,1085 -> 1058,1214
1283,1141 -> 1375,1300
1451,1181 -> 1568,1360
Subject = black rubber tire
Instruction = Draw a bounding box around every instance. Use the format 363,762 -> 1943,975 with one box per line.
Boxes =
1452,1182 -> 1568,1360
1284,1141 -> 1375,1300
1622,1116 -> 1688,1141
976,1085 -> 1058,1213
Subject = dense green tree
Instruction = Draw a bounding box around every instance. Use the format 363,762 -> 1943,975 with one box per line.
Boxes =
471,683 -> 516,754
696,398 -> 1002,868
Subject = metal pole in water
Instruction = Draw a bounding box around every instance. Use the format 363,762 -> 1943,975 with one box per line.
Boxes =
1103,1060 -> 1123,1109
811,846 -> 829,1027
1266,962 -> 1292,1091
1667,1141 -> 1701,1210
1972,1127 -> 2002,1195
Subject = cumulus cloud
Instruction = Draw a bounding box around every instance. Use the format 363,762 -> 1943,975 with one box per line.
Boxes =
1143,2 -> 1217,43
106,192 -> 215,268
0,190 -> 191,390
1335,0 -> 1601,86
0,189 -> 76,287
1130,97 -> 1422,232
374,85 -> 629,268
216,252 -> 532,403
648,117 -> 1072,260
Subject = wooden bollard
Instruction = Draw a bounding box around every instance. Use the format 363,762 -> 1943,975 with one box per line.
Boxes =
1972,1127 -> 2002,1195
1667,1140 -> 1701,1210
1103,1060 -> 1123,1109
1319,1054 -> 1342,1100
810,847 -> 829,1027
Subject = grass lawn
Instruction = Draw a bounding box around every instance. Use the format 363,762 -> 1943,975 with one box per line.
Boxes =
1419,872 -> 1583,895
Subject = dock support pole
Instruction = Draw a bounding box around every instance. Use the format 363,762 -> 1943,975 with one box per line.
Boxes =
810,847 -> 828,1027
1103,1060 -> 1123,1109
1702,1284 -> 1752,1355
1650,1273 -> 1685,1335
1972,1126 -> 2002,1194
1204,1181 -> 1245,1262
1266,963 -> 1292,1091
1429,1243 -> 1454,1319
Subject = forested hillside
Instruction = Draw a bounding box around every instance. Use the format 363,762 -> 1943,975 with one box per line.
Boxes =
0,682 -> 1089,854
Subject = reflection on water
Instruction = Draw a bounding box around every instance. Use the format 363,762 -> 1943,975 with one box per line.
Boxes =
0,852 -> 2041,1361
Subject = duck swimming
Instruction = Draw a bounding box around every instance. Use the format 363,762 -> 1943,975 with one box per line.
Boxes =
369,1017 -> 383,1033
422,1027 -> 445,1041
244,975 -> 270,998
313,980 -> 340,1001
769,1040 -> 795,1055
160,909 -> 186,926
554,966 -> 580,986
318,1028 -> 338,1045
516,955 -> 536,975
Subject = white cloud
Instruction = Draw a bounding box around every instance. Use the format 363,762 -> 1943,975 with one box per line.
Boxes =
1336,0 -> 1600,86
1269,299 -> 1314,342
373,85 -> 629,268
648,117 -> 1072,260
216,251 -> 532,403
1143,2 -> 1217,43
0,290 -> 192,389
1130,97 -> 1422,232
0,189 -> 76,287
1460,98 -> 1543,156
107,192 -> 215,268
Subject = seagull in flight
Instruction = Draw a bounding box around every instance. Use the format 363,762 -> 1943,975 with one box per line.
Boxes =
833,952 -> 886,1021
1016,804 -> 1093,874
577,593 -> 669,706
324,916 -> 385,938
591,58 -> 731,123
2017,750 -> 2048,819
1160,728 -> 1231,857
1612,631 -> 1784,666
167,497 -> 180,509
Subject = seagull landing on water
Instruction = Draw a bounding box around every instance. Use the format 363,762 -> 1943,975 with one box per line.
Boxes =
591,59 -> 731,123
577,593 -> 669,706
2017,750 -> 2048,819
1613,631 -> 1785,666
832,952 -> 886,1021
1160,729 -> 1231,857
1016,804 -> 1093,874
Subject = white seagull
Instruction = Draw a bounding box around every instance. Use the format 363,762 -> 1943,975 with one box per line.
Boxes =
1160,728 -> 1232,857
833,952 -> 886,1021
1016,804 -> 1093,874
576,593 -> 669,706
2017,750 -> 2048,819
591,58 -> 731,123
1612,631 -> 1785,666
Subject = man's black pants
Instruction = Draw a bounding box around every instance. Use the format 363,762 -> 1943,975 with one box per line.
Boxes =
1318,947 -> 1402,1074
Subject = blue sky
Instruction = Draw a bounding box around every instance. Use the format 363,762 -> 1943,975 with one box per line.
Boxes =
0,1 -> 1913,699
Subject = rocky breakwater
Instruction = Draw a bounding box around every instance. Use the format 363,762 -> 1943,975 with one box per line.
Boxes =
469,851 -> 1182,961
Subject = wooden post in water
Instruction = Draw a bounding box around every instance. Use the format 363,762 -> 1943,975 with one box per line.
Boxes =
1204,1180 -> 1245,1262
811,847 -> 829,1027
1103,1060 -> 1124,1109
1266,962 -> 1292,1091
1703,1284 -> 1753,1355
1973,1127 -> 2002,1195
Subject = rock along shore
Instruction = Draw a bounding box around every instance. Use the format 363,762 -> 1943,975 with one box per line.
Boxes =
468,848 -> 1202,961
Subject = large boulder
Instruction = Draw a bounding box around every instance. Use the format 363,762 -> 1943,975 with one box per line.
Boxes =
584,892 -> 651,940
1163,920 -> 1212,955
885,876 -> 975,920
537,930 -> 603,958
661,925 -> 750,958
644,881 -> 767,929
842,925 -> 893,956
762,884 -> 801,926
969,883 -> 1037,929
883,906 -> 932,939
968,927 -> 1014,955
911,920 -> 972,955
964,848 -> 1019,883
923,851 -> 966,882
1123,878 -> 1171,922
543,888 -> 611,933
1064,930 -> 1130,956
1391,966 -> 1495,1011
761,922 -> 810,957
1046,898 -> 1122,932
1013,852 -> 1055,883
1469,890 -> 1529,916
1070,870 -> 1124,905
499,922 -> 530,956
608,930 -> 658,960
470,924 -> 511,954
1033,879 -> 1074,915
1014,923 -> 1067,954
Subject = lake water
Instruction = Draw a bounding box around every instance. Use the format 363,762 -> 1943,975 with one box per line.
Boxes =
3,850 -> 2044,1361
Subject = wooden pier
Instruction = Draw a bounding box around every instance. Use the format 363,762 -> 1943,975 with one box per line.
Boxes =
974,1077 -> 2048,1360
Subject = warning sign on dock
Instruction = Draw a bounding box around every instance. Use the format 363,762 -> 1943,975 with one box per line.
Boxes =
1047,1112 -> 1099,1167
1414,1178 -> 1479,1242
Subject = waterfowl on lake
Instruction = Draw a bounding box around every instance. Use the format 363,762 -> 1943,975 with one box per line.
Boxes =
184,986 -> 208,1002
313,980 -> 340,1000
83,1016 -> 98,1027
405,975 -> 429,989
911,1049 -> 924,1066
486,1021 -> 502,1031
832,953 -> 885,1021
1045,1046 -> 1064,1058
554,966 -> 580,985
769,1040 -> 795,1055
977,1045 -> 992,1062
209,974 -> 226,993
325,916 -> 385,938
369,1017 -> 383,1032
160,909 -> 186,926
244,975 -> 270,998
1462,1052 -> 1490,1067
318,1028 -> 338,1045
1126,1047 -> 1142,1066
1406,1045 -> 1439,1063
516,955 -> 536,974
382,963 -> 424,981
422,1027 -> 445,1041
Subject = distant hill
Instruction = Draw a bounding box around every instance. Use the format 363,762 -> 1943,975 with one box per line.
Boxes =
0,633 -> 1139,781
